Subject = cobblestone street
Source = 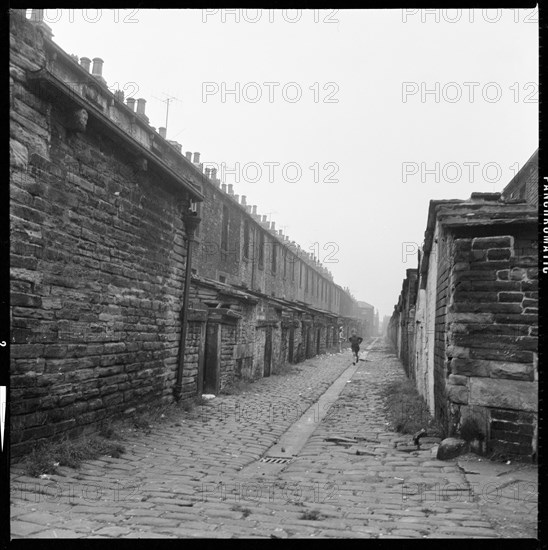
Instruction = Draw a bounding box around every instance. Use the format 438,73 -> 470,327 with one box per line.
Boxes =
10,339 -> 537,539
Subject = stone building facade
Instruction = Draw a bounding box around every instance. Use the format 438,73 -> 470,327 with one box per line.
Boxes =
501,149 -> 538,207
9,13 -> 365,454
388,183 -> 538,460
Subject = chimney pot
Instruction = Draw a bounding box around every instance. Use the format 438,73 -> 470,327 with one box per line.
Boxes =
227,184 -> 234,195
91,57 -> 104,77
193,152 -> 200,164
205,168 -> 212,178
241,195 -> 247,205
262,215 -> 268,223
136,98 -> 146,115
126,97 -> 136,111
159,127 -> 166,139
211,168 -> 218,180
221,184 -> 227,193
271,222 -> 276,231
80,57 -> 91,72
31,9 -> 44,22
185,151 -> 192,160
252,205 -> 258,215
114,90 -> 125,102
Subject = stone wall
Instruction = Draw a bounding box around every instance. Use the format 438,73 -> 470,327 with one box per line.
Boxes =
10,15 -> 201,454
389,191 -> 538,459
10,13 -> 369,454
445,229 -> 538,458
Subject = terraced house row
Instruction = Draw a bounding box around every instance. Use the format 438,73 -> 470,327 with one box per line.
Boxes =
388,150 -> 538,461
9,12 -> 368,455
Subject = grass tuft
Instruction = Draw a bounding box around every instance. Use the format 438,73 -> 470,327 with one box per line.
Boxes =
381,378 -> 446,438
21,435 -> 126,477
299,509 -> 324,521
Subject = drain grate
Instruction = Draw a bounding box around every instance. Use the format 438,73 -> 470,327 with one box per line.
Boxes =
259,456 -> 293,465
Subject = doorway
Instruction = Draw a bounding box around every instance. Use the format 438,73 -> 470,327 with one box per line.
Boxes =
288,327 -> 295,363
264,327 -> 272,377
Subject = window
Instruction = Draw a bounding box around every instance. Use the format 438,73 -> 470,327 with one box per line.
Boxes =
243,220 -> 250,259
271,241 -> 277,273
219,275 -> 226,283
221,205 -> 229,251
258,231 -> 265,269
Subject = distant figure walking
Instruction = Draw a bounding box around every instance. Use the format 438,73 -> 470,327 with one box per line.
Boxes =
338,326 -> 345,353
348,329 -> 363,365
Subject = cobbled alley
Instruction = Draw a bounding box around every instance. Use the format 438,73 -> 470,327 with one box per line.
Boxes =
10,339 -> 537,539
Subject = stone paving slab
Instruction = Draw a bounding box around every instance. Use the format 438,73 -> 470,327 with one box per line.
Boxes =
10,341 -> 538,539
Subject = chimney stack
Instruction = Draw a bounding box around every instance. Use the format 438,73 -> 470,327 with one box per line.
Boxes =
92,58 -> 106,86
221,184 -> 227,193
114,90 -> 125,102
92,57 -> 104,77
136,98 -> 146,116
279,230 -> 283,237
80,57 -> 91,72
211,168 -> 218,180
262,215 -> 268,223
205,168 -> 212,178
185,151 -> 192,160
227,184 -> 234,195
241,195 -> 247,206
252,205 -> 258,215
30,9 -> 44,22
234,194 -> 239,203
158,127 -> 167,139
271,222 -> 276,231
126,97 -> 135,111
193,152 -> 200,164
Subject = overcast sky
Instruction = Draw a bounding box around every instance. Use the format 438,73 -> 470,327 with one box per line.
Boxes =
41,8 -> 538,319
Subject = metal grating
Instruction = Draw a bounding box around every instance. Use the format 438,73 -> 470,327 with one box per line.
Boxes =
259,456 -> 292,464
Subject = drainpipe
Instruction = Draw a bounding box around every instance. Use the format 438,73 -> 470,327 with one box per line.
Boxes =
174,207 -> 202,401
